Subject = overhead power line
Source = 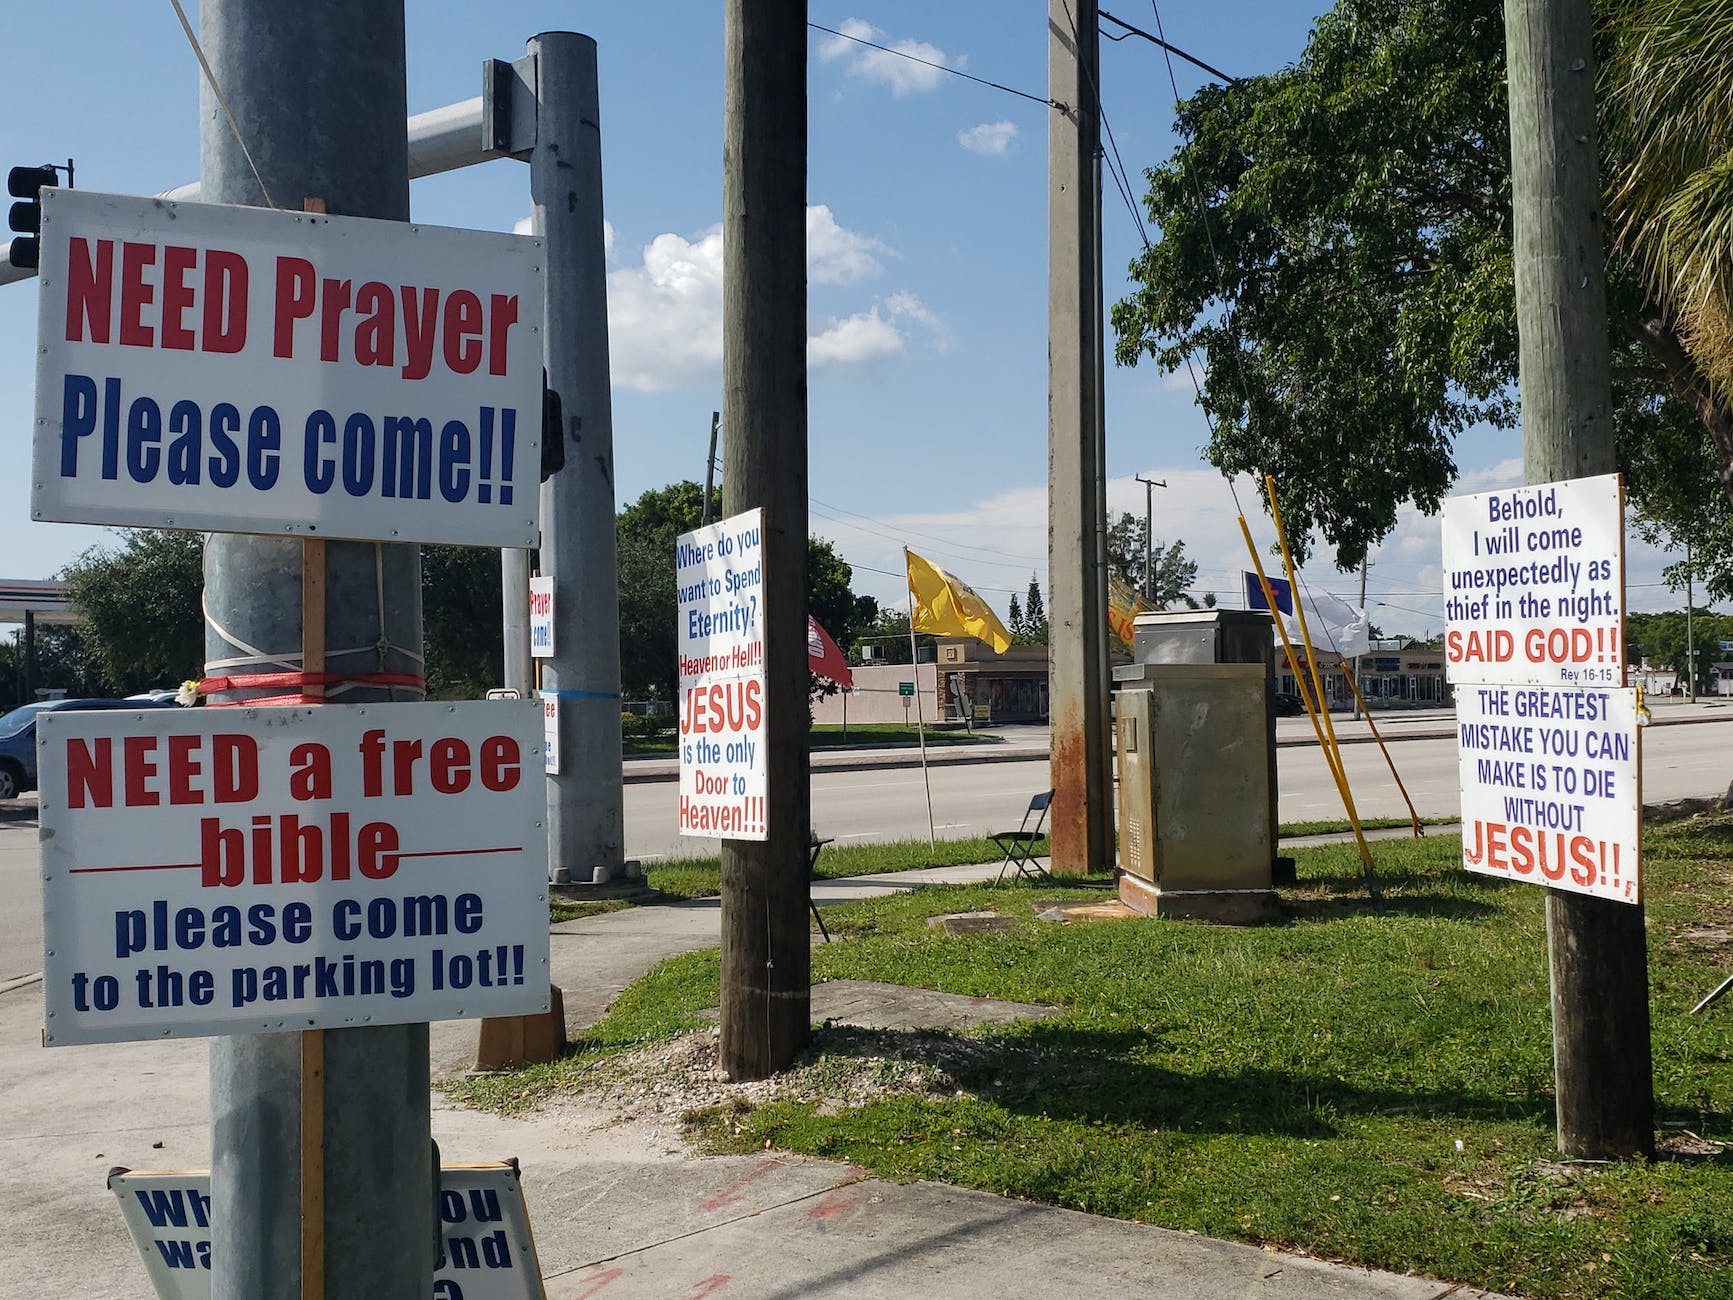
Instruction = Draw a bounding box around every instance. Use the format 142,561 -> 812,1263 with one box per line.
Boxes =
1100,9 -> 1238,83
808,21 -> 1063,111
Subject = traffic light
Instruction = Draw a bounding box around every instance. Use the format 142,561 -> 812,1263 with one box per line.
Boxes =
8,164 -> 60,271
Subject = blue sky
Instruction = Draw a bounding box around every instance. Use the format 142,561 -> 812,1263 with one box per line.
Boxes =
0,2 -> 1707,643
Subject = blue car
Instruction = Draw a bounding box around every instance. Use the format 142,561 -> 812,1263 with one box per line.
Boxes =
0,698 -> 175,800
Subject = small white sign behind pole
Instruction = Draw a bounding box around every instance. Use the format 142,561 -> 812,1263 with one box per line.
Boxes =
1441,473 -> 1624,687
31,190 -> 543,547
37,702 -> 550,1044
674,508 -> 767,839
528,576 -> 555,658
540,692 -> 560,776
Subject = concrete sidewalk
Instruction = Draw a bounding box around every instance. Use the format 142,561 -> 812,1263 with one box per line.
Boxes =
0,854 -> 1507,1299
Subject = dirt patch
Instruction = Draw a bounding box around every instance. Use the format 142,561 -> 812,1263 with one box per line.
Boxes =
525,1022 -> 1072,1150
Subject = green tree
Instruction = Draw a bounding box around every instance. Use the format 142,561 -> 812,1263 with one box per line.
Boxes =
1105,513 -> 1205,609
422,546 -> 503,697
1007,591 -> 1024,636
0,625 -> 110,704
1112,0 -> 1733,594
1021,575 -> 1048,643
62,529 -> 204,693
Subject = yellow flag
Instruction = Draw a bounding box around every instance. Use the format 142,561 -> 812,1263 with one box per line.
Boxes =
906,549 -> 1012,653
1107,576 -> 1145,647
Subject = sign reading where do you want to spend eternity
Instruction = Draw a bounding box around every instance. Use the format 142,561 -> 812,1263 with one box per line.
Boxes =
675,509 -> 766,839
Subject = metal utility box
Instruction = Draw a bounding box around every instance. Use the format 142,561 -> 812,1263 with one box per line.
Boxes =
1123,609 -> 1280,857
1114,665 -> 1278,922
1132,608 -> 1277,674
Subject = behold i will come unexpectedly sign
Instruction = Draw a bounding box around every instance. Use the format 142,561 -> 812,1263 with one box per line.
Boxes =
31,189 -> 543,547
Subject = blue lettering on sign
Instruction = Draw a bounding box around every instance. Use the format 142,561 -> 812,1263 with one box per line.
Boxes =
152,1239 -> 212,1270
134,1186 -> 212,1229
54,372 -> 523,510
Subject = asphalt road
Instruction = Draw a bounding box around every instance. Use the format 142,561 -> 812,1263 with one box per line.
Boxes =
625,716 -> 1733,859
3,717 -> 1730,975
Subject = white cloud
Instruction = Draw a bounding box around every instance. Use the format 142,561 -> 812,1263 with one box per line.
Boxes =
807,204 -> 887,284
512,213 -> 614,255
604,206 -> 921,391
817,17 -> 949,97
606,226 -> 727,391
809,307 -> 904,367
958,120 -> 1018,156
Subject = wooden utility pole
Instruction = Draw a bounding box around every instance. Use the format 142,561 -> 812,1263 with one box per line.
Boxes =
1048,0 -> 1114,875
719,0 -> 810,1080
1504,0 -> 1654,1159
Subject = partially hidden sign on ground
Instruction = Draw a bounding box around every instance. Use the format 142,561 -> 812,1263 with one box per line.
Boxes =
110,1162 -> 545,1299
1442,474 -> 1640,904
37,702 -> 550,1044
31,189 -> 543,546
675,508 -> 766,839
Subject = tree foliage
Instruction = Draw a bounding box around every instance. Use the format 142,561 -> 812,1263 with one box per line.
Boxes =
1105,513 -> 1204,608
62,529 -> 204,692
422,546 -> 502,697
1113,0 -> 1733,596
1011,575 -> 1048,643
1627,608 -> 1733,691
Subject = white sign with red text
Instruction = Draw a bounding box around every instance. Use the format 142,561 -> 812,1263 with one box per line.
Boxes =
1457,684 -> 1640,903
529,575 -> 555,658
1441,474 -> 1624,687
32,189 -> 543,546
675,509 -> 766,839
37,702 -> 549,1045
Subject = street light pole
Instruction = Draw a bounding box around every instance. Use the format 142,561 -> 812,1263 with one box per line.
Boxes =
1686,540 -> 1696,701
1134,474 -> 1165,603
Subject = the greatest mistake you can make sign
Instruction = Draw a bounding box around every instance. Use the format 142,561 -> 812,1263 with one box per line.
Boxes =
37,702 -> 550,1045
675,508 -> 767,839
31,189 -> 543,547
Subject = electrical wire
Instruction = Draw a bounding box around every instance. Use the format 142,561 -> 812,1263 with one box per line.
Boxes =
809,21 -> 1064,111
809,494 -> 1045,566
1100,9 -> 1238,83
809,503 -> 1040,577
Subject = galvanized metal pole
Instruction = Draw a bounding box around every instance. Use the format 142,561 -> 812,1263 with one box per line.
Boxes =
1504,0 -> 1654,1160
530,32 -> 626,884
1048,0 -> 1113,874
502,549 -> 533,695
719,0 -> 812,1080
200,4 -> 432,1297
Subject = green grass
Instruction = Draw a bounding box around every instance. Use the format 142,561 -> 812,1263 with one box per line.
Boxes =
548,899 -> 632,923
1279,815 -> 1459,837
471,817 -> 1733,1299
642,835 -> 1051,901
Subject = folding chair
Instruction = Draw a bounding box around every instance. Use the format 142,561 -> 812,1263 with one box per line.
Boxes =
994,790 -> 1054,884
